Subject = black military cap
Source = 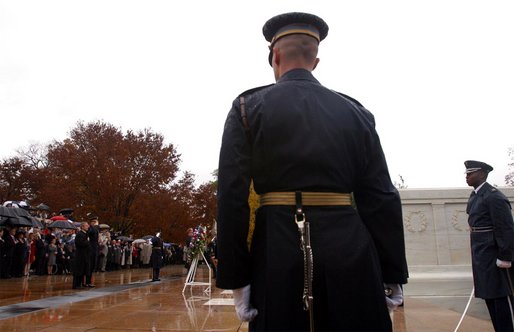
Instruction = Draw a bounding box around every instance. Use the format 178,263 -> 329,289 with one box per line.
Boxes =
464,160 -> 493,174
87,212 -> 98,220
263,12 -> 329,66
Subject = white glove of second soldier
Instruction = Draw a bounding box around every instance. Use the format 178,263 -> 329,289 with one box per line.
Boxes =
233,284 -> 258,322
385,283 -> 403,311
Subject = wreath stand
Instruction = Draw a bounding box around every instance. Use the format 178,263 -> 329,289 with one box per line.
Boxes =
182,250 -> 212,295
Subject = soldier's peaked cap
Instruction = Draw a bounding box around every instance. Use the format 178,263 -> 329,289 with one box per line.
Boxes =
263,12 -> 328,65
464,160 -> 493,174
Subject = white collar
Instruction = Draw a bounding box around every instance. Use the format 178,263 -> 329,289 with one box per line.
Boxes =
474,182 -> 486,194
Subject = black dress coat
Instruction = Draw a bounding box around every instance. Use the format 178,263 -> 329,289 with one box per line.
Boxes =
150,236 -> 163,269
87,226 -> 99,272
216,69 -> 409,331
467,182 -> 514,299
73,230 -> 91,277
1,231 -> 15,278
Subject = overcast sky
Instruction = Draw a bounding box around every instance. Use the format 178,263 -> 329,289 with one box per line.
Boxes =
1,0 -> 513,189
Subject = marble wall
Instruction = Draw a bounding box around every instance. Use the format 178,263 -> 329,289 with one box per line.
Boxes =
399,187 -> 514,267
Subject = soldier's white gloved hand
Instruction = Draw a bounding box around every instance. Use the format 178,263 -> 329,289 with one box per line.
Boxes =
384,283 -> 403,311
496,259 -> 512,268
233,285 -> 258,322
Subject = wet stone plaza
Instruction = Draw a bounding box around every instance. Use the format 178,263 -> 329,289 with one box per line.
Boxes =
0,264 -> 495,331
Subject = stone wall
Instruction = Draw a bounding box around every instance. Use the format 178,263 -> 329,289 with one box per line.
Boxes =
399,187 -> 514,267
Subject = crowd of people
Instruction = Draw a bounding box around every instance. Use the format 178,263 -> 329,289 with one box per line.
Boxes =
0,201 -> 187,287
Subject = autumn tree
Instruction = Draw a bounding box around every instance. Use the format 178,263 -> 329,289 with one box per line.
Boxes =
40,121 -> 180,234
0,157 -> 34,202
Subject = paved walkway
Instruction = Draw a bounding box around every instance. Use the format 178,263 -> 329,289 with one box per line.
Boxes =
0,265 -> 494,331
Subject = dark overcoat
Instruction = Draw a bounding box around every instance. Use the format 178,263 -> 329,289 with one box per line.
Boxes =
150,236 -> 163,269
87,226 -> 99,272
216,69 -> 409,331
73,230 -> 91,276
467,182 -> 514,299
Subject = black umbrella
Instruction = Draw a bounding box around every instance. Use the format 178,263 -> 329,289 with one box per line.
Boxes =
0,216 -> 33,227
116,236 -> 133,242
31,217 -> 44,228
48,219 -> 77,230
0,216 -> 9,226
0,206 -> 17,218
36,203 -> 50,211
0,207 -> 35,227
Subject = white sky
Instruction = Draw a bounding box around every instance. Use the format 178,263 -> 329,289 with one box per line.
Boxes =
1,0 -> 513,189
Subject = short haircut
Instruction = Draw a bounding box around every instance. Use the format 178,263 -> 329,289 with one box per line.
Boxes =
275,34 -> 319,64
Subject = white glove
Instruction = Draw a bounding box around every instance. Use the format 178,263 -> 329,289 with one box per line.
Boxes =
384,283 -> 403,311
496,259 -> 512,268
232,285 -> 258,322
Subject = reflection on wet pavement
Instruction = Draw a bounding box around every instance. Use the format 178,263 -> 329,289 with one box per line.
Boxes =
0,265 -> 494,331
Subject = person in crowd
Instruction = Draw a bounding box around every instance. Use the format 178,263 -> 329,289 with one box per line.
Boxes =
34,232 -> 47,275
13,229 -> 28,277
150,232 -> 163,281
72,222 -> 91,289
98,228 -> 109,272
465,160 -> 514,332
184,228 -> 193,269
113,240 -> 122,270
132,242 -> 141,268
141,240 -> 152,267
63,242 -> 74,275
123,241 -> 132,269
85,213 -> 99,286
1,225 -> 16,279
56,241 -> 66,274
46,237 -> 57,275
106,239 -> 115,271
216,12 -> 408,331
27,231 -> 36,276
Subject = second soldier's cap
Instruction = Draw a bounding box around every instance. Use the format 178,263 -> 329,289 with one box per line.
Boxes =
263,12 -> 329,66
464,160 -> 494,174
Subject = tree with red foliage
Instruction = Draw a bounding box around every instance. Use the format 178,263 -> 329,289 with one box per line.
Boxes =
40,121 -> 180,234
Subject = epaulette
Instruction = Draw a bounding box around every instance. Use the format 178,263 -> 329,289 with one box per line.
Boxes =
238,84 -> 275,98
333,91 -> 364,107
491,187 -> 497,192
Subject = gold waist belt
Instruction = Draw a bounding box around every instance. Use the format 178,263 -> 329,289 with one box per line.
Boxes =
260,192 -> 352,206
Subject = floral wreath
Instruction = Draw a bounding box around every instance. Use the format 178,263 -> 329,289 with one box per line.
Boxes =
188,225 -> 208,260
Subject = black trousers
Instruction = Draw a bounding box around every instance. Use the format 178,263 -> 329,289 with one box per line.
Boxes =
152,268 -> 160,280
485,296 -> 514,332
72,275 -> 84,289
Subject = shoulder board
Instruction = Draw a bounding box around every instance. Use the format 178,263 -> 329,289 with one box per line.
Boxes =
238,84 -> 275,98
490,187 -> 497,192
333,91 -> 364,107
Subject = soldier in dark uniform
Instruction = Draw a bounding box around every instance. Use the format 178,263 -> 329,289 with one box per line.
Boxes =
150,232 -> 163,281
216,12 -> 408,331
72,222 -> 91,289
85,213 -> 99,287
465,160 -> 514,331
